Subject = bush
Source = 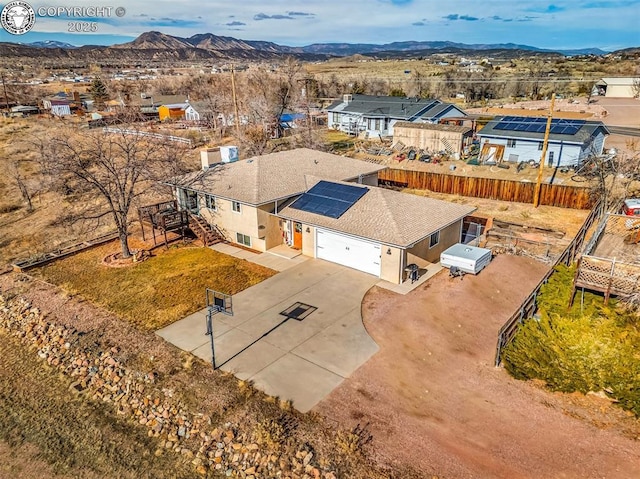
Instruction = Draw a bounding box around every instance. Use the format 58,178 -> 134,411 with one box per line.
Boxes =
503,265 -> 640,416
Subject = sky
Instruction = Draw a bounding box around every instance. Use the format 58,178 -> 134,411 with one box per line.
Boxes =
0,0 -> 639,51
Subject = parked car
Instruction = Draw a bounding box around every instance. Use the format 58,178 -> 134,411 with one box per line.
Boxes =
622,198 -> 640,217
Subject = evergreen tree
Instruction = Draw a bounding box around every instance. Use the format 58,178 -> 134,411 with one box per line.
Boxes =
89,76 -> 109,110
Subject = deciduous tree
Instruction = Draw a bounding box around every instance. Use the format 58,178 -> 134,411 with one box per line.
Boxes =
34,128 -> 189,258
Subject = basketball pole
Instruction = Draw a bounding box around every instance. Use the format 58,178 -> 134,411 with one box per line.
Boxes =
533,93 -> 556,208
206,307 -> 217,369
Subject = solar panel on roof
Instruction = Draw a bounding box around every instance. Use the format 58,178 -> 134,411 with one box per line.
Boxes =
290,180 -> 368,219
493,116 -> 585,135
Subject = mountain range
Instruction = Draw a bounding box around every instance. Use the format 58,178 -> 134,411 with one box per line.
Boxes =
0,31 -> 620,64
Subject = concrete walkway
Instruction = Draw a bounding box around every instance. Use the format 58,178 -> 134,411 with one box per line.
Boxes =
157,259 -> 380,412
209,243 -> 308,272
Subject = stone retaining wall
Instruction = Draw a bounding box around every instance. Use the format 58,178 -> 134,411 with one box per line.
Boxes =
0,293 -> 340,479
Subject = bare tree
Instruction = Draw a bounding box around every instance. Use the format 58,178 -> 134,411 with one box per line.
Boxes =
34,128 -> 190,258
8,160 -> 36,212
632,77 -> 640,99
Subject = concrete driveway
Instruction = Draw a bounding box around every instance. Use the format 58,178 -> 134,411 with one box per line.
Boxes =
157,259 -> 380,412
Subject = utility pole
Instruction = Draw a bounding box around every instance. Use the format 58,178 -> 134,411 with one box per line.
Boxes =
533,93 -> 556,208
1,71 -> 9,114
230,64 -> 241,139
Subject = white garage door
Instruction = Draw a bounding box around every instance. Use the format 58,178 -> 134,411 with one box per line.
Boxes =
316,229 -> 381,276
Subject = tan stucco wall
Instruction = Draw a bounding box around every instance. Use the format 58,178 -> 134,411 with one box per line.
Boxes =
301,224 -> 316,257
380,245 -> 404,284
408,220 -> 463,263
199,197 -> 265,251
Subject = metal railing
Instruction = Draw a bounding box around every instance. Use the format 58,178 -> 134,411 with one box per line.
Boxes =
494,199 -> 604,366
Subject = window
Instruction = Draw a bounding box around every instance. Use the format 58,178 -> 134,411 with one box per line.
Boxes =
236,233 -> 251,247
332,112 -> 340,124
232,201 -> 241,213
548,151 -> 555,167
507,139 -> 517,148
429,231 -> 440,248
538,142 -> 544,151
205,195 -> 216,210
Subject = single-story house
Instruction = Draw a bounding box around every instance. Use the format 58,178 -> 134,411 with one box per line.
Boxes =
184,101 -> 216,122
392,121 -> 474,158
137,94 -> 189,118
593,77 -> 639,98
166,148 -> 475,284
326,94 -> 468,138
477,116 -> 610,167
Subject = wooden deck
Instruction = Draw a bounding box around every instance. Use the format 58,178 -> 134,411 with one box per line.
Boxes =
591,214 -> 640,265
572,213 -> 640,303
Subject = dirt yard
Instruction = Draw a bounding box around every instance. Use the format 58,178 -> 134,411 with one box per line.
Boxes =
316,255 -> 640,478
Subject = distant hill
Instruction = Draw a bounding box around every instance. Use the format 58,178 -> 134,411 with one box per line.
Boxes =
300,40 -> 607,57
0,31 -> 624,64
26,40 -> 77,49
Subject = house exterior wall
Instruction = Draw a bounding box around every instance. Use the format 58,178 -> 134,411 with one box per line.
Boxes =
198,197 -> 264,251
380,245 -> 403,284
184,106 -> 200,121
257,203 -> 283,250
477,136 -> 584,167
159,106 -> 186,121
301,224 -> 316,258
51,104 -> 71,116
604,84 -> 636,98
393,127 -> 468,156
408,220 -> 463,263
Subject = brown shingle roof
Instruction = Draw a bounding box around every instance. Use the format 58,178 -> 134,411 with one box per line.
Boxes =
279,178 -> 476,247
168,148 -> 387,205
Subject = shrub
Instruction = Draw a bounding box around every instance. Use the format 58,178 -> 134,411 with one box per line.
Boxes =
503,265 -> 640,416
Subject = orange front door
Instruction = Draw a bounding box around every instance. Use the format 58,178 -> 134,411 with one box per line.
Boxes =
293,222 -> 303,249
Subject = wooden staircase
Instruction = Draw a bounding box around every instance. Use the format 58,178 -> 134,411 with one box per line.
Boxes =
188,213 -> 225,247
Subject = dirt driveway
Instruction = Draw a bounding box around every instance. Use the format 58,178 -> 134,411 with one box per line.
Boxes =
316,255 -> 640,479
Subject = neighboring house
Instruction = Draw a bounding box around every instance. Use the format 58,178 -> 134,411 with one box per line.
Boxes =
184,101 -> 216,122
167,148 -> 474,284
137,94 -> 189,118
326,94 -> 468,137
593,77 -> 640,98
105,99 -> 126,112
49,99 -> 72,117
158,103 -> 189,121
477,116 -> 610,167
393,121 -> 474,158
42,90 -> 91,116
10,105 -> 39,116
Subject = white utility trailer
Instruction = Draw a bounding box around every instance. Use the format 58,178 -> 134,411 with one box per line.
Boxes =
440,243 -> 492,275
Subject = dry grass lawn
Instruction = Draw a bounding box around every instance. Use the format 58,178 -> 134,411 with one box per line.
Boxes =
31,241 -> 275,331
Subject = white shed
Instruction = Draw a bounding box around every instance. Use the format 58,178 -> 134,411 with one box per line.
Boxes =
440,243 -> 492,274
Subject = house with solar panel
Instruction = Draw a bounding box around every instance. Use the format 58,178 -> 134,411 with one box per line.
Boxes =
477,116 -> 610,167
326,94 -> 468,138
166,148 -> 475,284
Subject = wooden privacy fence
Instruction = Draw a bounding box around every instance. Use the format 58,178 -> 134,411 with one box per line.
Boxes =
494,200 -> 604,367
378,169 -> 593,209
